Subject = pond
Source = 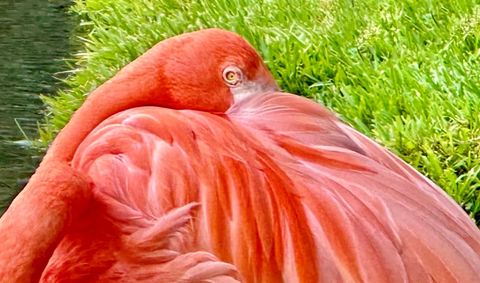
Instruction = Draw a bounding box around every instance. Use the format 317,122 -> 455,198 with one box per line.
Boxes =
0,0 -> 72,214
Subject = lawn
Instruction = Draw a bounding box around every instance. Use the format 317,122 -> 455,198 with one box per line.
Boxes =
41,0 -> 480,225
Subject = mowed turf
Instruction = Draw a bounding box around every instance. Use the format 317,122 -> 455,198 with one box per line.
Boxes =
40,0 -> 480,225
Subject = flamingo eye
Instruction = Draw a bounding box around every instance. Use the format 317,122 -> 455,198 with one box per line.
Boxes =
222,66 -> 243,87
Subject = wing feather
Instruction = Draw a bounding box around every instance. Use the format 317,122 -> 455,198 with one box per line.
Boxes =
228,93 -> 480,282
43,93 -> 480,282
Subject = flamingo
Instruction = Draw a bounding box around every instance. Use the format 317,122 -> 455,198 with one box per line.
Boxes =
1,28 -> 479,282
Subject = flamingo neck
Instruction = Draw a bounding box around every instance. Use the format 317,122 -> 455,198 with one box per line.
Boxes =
44,62 -> 168,163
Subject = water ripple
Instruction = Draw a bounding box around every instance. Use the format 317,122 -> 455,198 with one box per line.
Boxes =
0,0 -> 72,213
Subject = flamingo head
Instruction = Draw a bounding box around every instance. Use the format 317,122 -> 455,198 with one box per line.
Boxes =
148,28 -> 279,112
85,28 -> 279,114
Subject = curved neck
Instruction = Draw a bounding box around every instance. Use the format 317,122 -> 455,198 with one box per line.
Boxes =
45,60 -> 168,163
0,161 -> 91,281
43,31 -> 234,163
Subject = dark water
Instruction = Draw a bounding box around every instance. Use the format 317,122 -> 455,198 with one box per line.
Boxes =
0,0 -> 72,213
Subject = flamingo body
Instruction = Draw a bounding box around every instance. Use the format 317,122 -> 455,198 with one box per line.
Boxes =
43,93 -> 480,282
0,29 -> 479,282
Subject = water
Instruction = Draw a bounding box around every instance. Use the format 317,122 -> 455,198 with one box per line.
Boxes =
0,0 -> 72,213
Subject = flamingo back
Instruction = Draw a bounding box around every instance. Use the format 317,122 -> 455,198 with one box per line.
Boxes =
41,92 -> 480,282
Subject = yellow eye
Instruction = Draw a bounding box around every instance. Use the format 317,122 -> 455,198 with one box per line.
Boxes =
222,66 -> 243,86
226,71 -> 237,81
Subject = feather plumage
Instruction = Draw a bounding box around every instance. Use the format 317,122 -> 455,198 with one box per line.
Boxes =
40,92 -> 480,282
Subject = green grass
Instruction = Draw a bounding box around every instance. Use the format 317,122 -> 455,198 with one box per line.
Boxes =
41,0 -> 480,225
